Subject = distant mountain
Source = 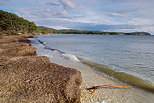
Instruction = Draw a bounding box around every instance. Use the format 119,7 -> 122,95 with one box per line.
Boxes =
38,26 -> 56,30
37,26 -> 151,35
37,26 -> 57,34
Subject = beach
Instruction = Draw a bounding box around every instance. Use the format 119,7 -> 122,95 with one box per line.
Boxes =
1,35 -> 154,103
1,1 -> 154,102
31,34 -> 154,103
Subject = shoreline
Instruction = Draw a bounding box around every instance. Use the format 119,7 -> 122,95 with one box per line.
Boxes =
1,35 -> 154,103
30,35 -> 154,103
46,53 -> 154,103
79,58 -> 154,93
31,34 -> 154,103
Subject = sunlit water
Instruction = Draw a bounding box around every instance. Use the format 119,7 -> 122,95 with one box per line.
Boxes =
34,34 -> 154,85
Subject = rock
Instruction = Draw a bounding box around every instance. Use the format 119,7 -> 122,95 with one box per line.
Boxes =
0,56 -> 82,103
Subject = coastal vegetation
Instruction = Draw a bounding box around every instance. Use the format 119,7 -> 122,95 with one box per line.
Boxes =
38,26 -> 151,35
0,10 -> 37,35
0,10 -> 151,35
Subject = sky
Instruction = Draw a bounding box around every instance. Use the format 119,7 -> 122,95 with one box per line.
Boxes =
1,0 -> 154,34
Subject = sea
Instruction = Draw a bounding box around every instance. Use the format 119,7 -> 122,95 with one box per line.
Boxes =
30,34 -> 154,92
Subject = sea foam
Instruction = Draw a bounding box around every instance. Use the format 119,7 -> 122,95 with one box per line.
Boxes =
61,54 -> 80,62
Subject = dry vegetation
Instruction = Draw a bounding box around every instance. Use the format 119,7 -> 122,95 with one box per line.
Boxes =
0,36 -> 82,103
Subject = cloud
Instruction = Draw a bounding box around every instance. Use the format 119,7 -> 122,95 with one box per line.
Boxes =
1,0 -> 154,34
69,23 -> 139,32
59,0 -> 77,9
46,2 -> 60,7
48,26 -> 71,30
0,0 -> 10,5
106,12 -> 126,18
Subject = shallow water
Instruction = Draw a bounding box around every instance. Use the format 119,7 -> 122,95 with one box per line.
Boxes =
35,34 -> 154,84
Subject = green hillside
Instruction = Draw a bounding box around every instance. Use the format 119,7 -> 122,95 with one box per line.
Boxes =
38,26 -> 151,35
0,10 -> 37,35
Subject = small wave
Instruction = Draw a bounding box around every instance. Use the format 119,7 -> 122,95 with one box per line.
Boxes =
61,54 -> 80,62
36,39 -> 65,54
78,57 -> 154,92
36,38 -> 80,62
44,47 -> 65,54
37,39 -> 46,45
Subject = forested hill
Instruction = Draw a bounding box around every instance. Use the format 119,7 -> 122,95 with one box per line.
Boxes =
0,10 -> 37,35
38,26 -> 151,35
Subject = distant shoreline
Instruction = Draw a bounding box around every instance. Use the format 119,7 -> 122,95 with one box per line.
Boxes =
38,26 -> 151,35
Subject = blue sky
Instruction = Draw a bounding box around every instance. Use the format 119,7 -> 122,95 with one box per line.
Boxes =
1,0 -> 154,34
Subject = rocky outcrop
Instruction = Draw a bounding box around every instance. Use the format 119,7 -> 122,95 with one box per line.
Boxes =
0,36 -> 82,103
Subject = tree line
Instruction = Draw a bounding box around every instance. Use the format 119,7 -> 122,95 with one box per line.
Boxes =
0,10 -> 37,35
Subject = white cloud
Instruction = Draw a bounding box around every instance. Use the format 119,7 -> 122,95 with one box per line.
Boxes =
59,0 -> 77,9
0,0 -> 11,5
49,26 -> 71,30
127,18 -> 154,25
106,12 -> 126,18
46,2 -> 60,7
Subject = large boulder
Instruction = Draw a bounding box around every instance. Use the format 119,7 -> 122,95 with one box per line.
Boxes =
0,56 -> 82,103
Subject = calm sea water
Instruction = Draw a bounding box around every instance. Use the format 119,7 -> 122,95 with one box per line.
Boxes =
35,34 -> 154,84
